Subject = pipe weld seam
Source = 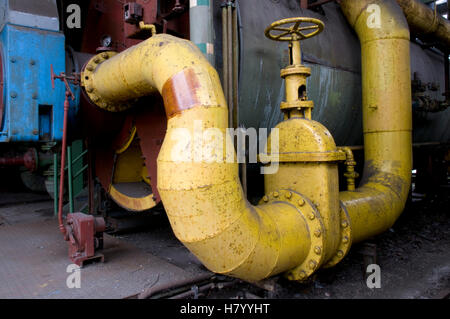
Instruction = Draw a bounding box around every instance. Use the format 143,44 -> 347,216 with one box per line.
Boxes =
360,36 -> 410,45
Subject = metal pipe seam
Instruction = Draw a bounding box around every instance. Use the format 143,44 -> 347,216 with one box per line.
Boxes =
227,4 -> 234,127
222,3 -> 229,115
339,0 -> 412,244
82,34 -> 313,282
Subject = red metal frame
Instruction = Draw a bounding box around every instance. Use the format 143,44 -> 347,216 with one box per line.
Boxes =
79,0 -> 190,210
81,0 -> 189,54
93,102 -> 167,206
135,99 -> 167,203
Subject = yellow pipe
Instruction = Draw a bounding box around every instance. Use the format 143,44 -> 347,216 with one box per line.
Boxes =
139,21 -> 157,36
396,0 -> 450,48
339,0 -> 412,243
81,0 -> 414,279
82,34 -> 313,281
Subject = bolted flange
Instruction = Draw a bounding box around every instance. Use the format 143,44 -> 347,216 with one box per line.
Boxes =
81,51 -> 134,112
322,203 -> 353,268
259,189 -> 326,282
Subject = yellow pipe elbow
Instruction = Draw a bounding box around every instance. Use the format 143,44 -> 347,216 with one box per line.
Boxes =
339,0 -> 412,243
83,34 -> 314,282
396,0 -> 450,48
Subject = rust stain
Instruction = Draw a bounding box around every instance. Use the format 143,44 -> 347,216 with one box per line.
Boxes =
162,68 -> 201,118
360,160 -> 406,198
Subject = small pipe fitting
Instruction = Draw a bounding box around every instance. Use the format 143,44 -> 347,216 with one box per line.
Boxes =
338,147 -> 359,191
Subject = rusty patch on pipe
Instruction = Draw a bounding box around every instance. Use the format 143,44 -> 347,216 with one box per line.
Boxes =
162,68 -> 201,118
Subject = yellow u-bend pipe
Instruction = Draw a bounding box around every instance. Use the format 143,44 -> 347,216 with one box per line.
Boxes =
339,0 -> 412,243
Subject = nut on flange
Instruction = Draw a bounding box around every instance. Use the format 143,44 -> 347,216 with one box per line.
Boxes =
259,189 -> 326,282
81,51 -> 133,112
322,203 -> 352,268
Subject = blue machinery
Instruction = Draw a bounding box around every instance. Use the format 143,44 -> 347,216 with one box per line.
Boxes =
0,24 -> 67,142
0,0 -> 81,194
0,0 -> 73,142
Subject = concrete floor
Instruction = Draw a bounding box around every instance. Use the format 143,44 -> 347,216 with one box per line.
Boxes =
0,193 -> 211,299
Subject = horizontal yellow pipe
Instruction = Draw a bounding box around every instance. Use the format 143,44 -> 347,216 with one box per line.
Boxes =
396,0 -> 450,48
339,0 -> 412,243
83,34 -> 312,281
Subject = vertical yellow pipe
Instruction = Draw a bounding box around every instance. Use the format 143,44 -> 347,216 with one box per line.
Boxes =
339,0 -> 412,243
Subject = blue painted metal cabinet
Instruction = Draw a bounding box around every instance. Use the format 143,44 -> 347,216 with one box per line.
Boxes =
0,24 -> 66,142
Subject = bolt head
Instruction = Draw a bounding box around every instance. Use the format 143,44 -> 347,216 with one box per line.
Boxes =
101,52 -> 109,59
86,65 -> 94,71
273,192 -> 279,198
298,199 -> 305,206
309,260 -> 317,270
298,271 -> 307,279
314,246 -> 322,255
342,236 -> 349,243
285,191 -> 292,199
314,229 -> 321,237
341,220 -> 348,228
262,195 -> 269,202
309,213 -> 315,220
337,250 -> 344,258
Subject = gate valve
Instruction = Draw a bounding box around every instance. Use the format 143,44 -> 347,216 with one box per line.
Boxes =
265,17 -> 324,119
